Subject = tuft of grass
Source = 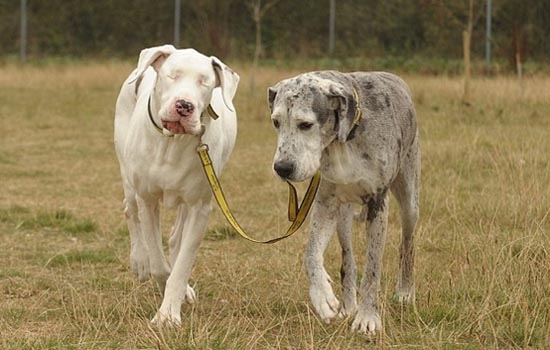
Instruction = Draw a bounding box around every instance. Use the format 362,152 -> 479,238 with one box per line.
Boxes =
0,269 -> 26,279
0,206 -> 97,235
0,205 -> 31,220
205,225 -> 238,241
45,249 -> 118,268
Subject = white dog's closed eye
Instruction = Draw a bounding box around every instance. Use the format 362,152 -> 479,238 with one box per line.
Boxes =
198,75 -> 211,87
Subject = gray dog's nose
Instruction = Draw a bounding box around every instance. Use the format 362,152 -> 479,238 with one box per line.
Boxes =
175,99 -> 194,117
274,161 -> 295,179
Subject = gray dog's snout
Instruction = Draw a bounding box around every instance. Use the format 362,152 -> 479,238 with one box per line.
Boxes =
175,99 -> 194,117
274,161 -> 295,179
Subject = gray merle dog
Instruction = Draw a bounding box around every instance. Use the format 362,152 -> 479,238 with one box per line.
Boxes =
267,71 -> 420,335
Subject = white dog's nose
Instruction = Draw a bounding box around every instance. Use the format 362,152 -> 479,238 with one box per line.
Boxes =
175,99 -> 194,117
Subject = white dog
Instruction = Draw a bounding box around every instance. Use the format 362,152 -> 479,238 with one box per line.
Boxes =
114,45 -> 239,325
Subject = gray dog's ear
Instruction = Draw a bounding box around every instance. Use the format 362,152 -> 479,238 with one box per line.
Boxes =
267,86 -> 278,112
327,84 -> 358,142
128,44 -> 176,84
211,56 -> 240,112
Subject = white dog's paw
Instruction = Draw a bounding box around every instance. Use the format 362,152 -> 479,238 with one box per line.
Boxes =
310,282 -> 340,322
151,310 -> 181,327
184,284 -> 197,304
130,250 -> 150,282
351,309 -> 382,335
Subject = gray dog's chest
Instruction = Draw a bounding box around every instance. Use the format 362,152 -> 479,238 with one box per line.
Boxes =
320,142 -> 381,199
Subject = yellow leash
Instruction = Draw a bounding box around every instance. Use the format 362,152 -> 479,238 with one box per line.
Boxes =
196,143 -> 321,244
171,86 -> 362,244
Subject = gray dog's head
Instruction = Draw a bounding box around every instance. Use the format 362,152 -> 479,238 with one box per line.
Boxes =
267,73 -> 358,182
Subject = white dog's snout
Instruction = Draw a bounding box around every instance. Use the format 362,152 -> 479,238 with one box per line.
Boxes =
175,99 -> 194,117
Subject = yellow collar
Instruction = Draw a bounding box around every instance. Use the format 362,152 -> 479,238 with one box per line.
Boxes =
337,87 -> 362,142
351,87 -> 363,127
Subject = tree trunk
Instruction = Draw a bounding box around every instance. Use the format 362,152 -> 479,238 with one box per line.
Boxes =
463,30 -> 471,104
462,0 -> 474,105
514,24 -> 524,97
250,1 -> 261,95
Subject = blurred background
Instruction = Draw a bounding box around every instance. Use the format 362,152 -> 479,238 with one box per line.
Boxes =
2,0 -> 549,74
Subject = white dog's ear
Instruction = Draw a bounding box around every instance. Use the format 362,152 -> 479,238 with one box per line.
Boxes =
211,56 -> 240,112
326,84 -> 359,142
128,44 -> 176,84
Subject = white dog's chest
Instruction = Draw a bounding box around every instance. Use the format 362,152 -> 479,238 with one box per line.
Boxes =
124,134 -> 210,204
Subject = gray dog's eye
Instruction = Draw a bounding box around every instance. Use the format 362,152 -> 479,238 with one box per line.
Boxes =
273,120 -> 280,129
298,122 -> 313,131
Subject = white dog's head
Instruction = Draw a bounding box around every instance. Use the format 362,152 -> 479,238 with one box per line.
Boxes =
267,73 -> 359,182
130,45 -> 239,135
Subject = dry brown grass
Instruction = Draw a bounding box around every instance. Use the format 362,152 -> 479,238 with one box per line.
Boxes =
0,61 -> 549,349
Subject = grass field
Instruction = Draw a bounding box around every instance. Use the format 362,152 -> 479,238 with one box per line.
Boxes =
0,61 -> 549,349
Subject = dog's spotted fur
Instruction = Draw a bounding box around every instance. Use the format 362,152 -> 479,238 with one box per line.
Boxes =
268,71 -> 420,335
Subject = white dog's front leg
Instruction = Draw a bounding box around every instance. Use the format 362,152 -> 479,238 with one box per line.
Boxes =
152,201 -> 210,326
305,184 -> 340,322
168,205 -> 187,267
123,196 -> 150,281
136,196 -> 171,292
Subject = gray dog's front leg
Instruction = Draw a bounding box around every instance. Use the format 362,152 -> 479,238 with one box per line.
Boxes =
352,195 -> 389,335
305,183 -> 341,322
337,202 -> 357,317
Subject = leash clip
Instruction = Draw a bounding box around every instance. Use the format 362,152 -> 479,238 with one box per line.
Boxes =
196,143 -> 209,153
196,124 -> 208,152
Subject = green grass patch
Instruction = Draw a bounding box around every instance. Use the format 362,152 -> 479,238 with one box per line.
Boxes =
114,225 -> 128,237
0,307 -> 26,324
0,269 -> 26,278
0,152 -> 16,165
45,249 -> 118,267
2,339 -> 81,350
0,206 -> 97,235
205,225 -> 238,241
